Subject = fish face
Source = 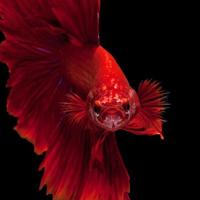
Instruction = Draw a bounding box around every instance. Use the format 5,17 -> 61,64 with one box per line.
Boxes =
87,88 -> 137,131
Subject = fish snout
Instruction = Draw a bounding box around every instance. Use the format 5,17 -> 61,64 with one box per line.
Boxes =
98,109 -> 125,131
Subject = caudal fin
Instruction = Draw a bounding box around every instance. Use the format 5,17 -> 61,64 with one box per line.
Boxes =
80,133 -> 130,200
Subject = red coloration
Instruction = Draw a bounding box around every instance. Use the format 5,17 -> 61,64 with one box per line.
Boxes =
0,0 -> 167,200
125,80 -> 167,139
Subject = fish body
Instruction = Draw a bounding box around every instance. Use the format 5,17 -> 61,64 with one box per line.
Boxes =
60,45 -> 128,97
61,44 -> 135,131
0,0 -> 167,199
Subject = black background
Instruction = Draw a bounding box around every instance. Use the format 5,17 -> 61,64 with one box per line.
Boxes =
0,1 -> 194,200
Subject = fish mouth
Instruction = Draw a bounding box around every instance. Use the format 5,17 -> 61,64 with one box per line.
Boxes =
97,108 -> 126,131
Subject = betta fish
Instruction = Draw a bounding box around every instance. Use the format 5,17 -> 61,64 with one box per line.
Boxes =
0,0 -> 167,199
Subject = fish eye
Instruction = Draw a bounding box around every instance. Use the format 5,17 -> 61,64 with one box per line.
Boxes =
93,104 -> 101,115
122,102 -> 130,112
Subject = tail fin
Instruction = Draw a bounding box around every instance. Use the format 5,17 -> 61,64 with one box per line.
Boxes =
39,128 -> 130,200
82,133 -> 130,200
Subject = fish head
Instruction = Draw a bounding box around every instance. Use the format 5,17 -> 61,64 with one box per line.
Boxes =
87,87 -> 138,131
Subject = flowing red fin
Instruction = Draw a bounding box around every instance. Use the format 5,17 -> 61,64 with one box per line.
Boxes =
49,0 -> 100,45
138,80 -> 167,118
0,32 -> 68,155
39,130 -> 130,200
39,123 -> 93,199
0,0 -> 100,47
0,0 -> 67,53
124,80 -> 167,139
80,133 -> 130,200
0,0 -> 95,154
61,92 -> 88,127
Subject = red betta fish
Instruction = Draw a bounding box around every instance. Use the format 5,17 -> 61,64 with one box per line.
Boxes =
0,0 -> 167,199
